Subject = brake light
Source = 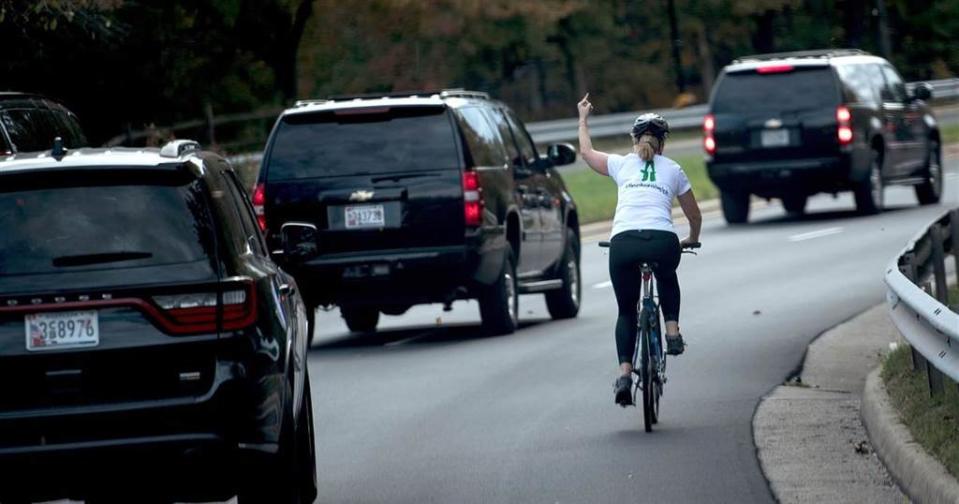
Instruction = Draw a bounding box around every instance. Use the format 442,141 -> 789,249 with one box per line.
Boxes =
756,64 -> 794,74
252,183 -> 267,232
703,114 -> 717,156
463,171 -> 483,227
836,106 -> 853,146
152,279 -> 256,335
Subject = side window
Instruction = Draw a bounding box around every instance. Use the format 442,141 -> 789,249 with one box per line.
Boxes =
485,108 -> 524,169
504,110 -> 538,166
835,64 -> 878,105
457,107 -> 507,167
1,109 -> 51,152
53,110 -> 87,147
879,65 -> 907,103
222,170 -> 267,256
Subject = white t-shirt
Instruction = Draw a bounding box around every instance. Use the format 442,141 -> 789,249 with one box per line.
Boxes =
607,153 -> 692,238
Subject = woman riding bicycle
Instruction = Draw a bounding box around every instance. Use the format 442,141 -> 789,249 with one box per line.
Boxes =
576,93 -> 703,407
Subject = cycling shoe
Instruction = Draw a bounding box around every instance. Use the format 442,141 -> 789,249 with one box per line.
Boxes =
614,375 -> 633,407
666,334 -> 685,356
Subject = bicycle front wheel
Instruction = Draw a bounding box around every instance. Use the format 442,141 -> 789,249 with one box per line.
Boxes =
639,314 -> 654,432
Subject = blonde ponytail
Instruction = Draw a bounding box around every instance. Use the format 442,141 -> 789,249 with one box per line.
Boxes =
634,133 -> 661,162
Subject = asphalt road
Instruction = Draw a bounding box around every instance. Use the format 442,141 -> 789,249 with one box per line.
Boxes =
304,160 -> 959,503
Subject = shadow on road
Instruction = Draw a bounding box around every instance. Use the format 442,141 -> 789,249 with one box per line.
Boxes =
743,204 -> 916,228
311,320 -> 549,350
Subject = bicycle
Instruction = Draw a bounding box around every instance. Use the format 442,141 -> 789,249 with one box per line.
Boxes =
599,240 -> 700,432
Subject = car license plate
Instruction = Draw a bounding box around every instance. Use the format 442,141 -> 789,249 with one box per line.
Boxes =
25,310 -> 99,351
761,129 -> 790,147
344,205 -> 385,229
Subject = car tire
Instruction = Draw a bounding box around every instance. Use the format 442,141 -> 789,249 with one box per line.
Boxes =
915,140 -> 942,205
720,191 -> 749,224
545,229 -> 581,320
237,379 -> 313,504
782,194 -> 807,215
341,306 -> 379,333
479,249 -> 518,335
297,375 -> 318,504
854,149 -> 884,215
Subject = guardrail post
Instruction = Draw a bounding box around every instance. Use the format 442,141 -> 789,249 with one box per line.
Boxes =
900,253 -> 927,373
927,360 -> 945,396
951,209 -> 959,292
930,224 -> 949,305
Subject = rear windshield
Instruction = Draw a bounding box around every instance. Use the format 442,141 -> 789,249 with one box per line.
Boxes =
712,67 -> 840,113
265,106 -> 459,180
0,178 -> 215,276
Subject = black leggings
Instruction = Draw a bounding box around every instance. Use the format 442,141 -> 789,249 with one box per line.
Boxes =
608,230 -> 681,365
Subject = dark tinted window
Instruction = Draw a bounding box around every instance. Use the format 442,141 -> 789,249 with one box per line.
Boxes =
835,64 -> 880,105
0,178 -> 215,275
51,110 -> 87,147
266,106 -> 459,180
457,106 -> 506,167
880,65 -> 907,102
486,108 -> 523,168
713,68 -> 841,113
504,110 -> 538,165
223,171 -> 266,256
1,109 -> 58,152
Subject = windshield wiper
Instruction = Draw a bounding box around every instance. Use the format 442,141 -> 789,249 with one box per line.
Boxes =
52,251 -> 153,267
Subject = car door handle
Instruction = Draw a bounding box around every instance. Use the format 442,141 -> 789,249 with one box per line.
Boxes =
279,283 -> 296,296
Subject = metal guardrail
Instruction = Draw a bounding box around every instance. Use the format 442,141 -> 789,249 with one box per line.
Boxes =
885,208 -> 959,394
531,78 -> 959,144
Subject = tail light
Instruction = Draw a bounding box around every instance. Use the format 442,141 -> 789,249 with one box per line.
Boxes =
152,278 -> 256,335
756,64 -> 794,74
463,171 -> 483,227
703,114 -> 717,156
836,106 -> 853,146
252,183 -> 267,232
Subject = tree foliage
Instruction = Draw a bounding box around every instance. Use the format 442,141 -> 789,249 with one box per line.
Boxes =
1,0 -> 955,147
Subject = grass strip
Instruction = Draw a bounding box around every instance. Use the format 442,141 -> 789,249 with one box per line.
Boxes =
563,153 -> 718,224
942,123 -> 959,145
881,345 -> 959,478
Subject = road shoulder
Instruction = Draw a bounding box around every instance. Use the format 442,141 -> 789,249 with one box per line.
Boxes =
753,304 -> 905,503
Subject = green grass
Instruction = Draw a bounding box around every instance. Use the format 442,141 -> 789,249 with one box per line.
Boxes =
563,153 -> 718,224
882,345 -> 959,478
942,123 -> 959,145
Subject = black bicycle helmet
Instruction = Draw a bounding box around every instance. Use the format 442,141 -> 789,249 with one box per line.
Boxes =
631,113 -> 670,140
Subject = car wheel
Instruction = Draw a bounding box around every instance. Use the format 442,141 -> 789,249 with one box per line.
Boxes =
479,249 -> 518,335
915,140 -> 942,205
854,150 -> 884,215
782,194 -> 807,215
237,380 -> 311,504
340,306 -> 379,333
296,374 -> 318,503
545,229 -> 581,320
720,191 -> 749,224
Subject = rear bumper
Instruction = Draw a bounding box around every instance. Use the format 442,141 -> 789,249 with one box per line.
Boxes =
0,358 -> 285,500
285,239 -> 507,307
707,154 -> 854,197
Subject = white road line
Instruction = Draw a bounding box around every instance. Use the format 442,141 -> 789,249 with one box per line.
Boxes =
788,227 -> 844,242
593,280 -> 613,289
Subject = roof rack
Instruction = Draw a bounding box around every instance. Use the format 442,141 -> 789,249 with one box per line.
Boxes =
294,98 -> 330,107
732,48 -> 869,64
319,88 -> 490,102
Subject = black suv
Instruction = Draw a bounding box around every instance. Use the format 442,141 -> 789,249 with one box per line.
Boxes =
256,89 -> 581,336
0,141 -> 316,503
0,92 -> 87,154
704,49 -> 942,223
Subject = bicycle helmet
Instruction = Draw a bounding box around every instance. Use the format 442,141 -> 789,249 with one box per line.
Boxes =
631,113 -> 670,140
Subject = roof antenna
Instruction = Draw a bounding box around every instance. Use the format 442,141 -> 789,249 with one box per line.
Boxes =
51,137 -> 68,161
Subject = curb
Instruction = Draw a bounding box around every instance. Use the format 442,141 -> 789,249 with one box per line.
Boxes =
862,368 -> 959,504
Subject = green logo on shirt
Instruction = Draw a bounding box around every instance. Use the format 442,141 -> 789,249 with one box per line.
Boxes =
641,161 -> 656,182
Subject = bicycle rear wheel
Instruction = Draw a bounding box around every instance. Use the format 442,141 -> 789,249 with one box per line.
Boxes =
639,313 -> 654,432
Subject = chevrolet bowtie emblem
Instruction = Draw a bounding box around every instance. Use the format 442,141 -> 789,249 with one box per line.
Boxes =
764,118 -> 783,129
349,190 -> 375,202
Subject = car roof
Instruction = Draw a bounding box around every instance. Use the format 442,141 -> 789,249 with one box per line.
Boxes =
724,49 -> 888,74
282,89 -> 503,118
0,144 -> 213,176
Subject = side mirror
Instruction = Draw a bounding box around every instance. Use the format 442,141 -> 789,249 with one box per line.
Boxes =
547,143 -> 577,166
281,222 -> 318,261
912,82 -> 933,101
